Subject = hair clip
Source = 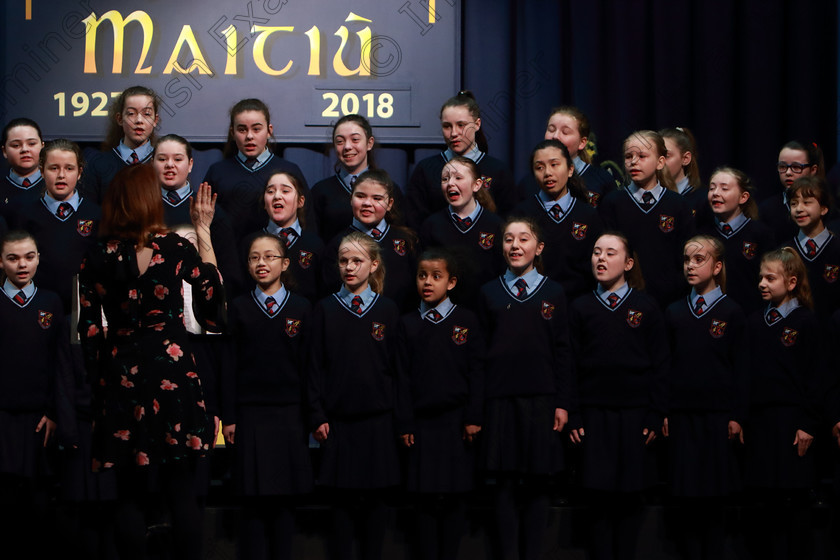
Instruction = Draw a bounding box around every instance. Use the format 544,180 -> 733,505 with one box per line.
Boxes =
676,126 -> 684,132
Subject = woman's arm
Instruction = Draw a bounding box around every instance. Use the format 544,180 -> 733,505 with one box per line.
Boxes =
190,182 -> 218,267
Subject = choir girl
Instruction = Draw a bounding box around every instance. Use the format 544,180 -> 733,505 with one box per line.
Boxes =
251,171 -> 324,303
154,134 -> 246,297
396,249 -> 485,560
203,98 -> 308,240
512,139 -> 603,301
308,231 -> 400,560
310,115 -> 403,243
78,167 -> 224,560
17,139 -> 100,312
782,176 -> 840,325
520,106 -> 617,206
569,232 -> 668,560
760,140 -> 825,245
323,169 -> 417,311
478,217 -> 570,560
660,127 -> 711,228
80,85 -> 159,204
0,230 -> 73,558
419,156 -> 504,310
745,247 -> 821,560
599,130 -> 694,307
1,118 -> 44,222
223,233 -> 313,560
664,235 -> 747,560
406,91 -> 518,228
701,167 -> 774,313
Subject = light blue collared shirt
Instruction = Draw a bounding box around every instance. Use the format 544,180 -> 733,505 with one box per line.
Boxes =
690,286 -> 723,312
797,228 -> 831,252
254,284 -> 287,314
596,281 -> 630,306
3,278 -> 35,301
572,156 -> 587,175
716,213 -> 748,236
352,217 -> 388,239
266,218 -> 302,237
43,190 -> 81,214
236,148 -> 272,168
339,166 -> 368,192
538,189 -> 573,215
629,182 -> 665,205
9,169 -> 41,188
444,143 -> 483,163
162,182 -> 192,205
504,267 -> 543,297
116,139 -> 153,164
337,285 -> 376,311
419,297 -> 455,321
676,176 -> 692,195
449,201 -> 482,225
766,297 -> 800,320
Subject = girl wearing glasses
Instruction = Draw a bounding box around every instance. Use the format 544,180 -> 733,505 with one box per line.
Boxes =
223,232 -> 314,560
759,140 -> 825,245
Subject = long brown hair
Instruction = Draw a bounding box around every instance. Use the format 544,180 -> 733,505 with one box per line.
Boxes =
100,164 -> 167,246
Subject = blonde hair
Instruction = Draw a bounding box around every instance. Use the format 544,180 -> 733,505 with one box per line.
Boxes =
338,231 -> 385,294
624,130 -> 676,192
761,247 -> 813,309
685,235 -> 727,292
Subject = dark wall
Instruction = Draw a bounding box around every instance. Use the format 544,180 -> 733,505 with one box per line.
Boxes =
462,0 -> 838,199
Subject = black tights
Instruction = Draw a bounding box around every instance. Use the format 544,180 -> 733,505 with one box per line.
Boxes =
113,463 -> 204,560
585,490 -> 645,560
239,497 -> 295,560
411,493 -> 467,560
493,477 -> 551,560
330,489 -> 388,560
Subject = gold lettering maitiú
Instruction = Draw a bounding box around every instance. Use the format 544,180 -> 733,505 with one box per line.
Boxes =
333,12 -> 371,77
251,25 -> 294,76
83,10 -> 153,74
163,25 -> 212,74
80,10 -> 375,78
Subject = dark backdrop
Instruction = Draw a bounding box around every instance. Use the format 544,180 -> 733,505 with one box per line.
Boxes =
462,0 -> 838,199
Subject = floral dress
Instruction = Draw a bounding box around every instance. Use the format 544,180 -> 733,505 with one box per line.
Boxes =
78,232 -> 224,470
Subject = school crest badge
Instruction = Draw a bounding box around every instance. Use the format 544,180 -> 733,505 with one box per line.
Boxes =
742,242 -> 757,260
371,322 -> 385,341
824,264 -> 840,283
587,191 -> 601,207
541,301 -> 555,320
77,219 -> 93,237
393,239 -> 406,256
38,310 -> 52,329
285,318 -> 301,338
626,309 -> 643,328
478,232 -> 495,250
571,222 -> 588,241
452,325 -> 468,345
709,319 -> 727,338
480,176 -> 493,189
781,327 -> 798,347
659,215 -> 675,233
298,250 -> 313,269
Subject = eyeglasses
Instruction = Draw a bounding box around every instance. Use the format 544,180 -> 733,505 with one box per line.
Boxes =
248,254 -> 285,264
777,162 -> 809,174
